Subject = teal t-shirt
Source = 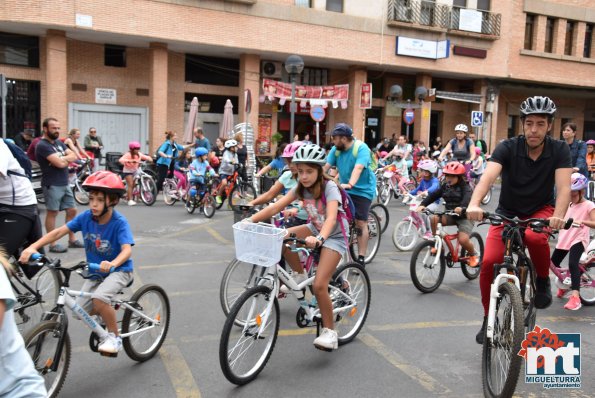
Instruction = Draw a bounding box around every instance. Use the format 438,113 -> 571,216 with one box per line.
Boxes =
278,170 -> 307,220
326,142 -> 377,200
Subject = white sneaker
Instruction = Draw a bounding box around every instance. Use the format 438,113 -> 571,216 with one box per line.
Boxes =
402,196 -> 411,204
280,272 -> 307,294
98,332 -> 122,355
127,200 -> 136,206
313,327 -> 338,351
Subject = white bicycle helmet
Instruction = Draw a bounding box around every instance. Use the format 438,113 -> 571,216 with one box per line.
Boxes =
224,139 -> 238,149
432,150 -> 441,158
454,124 -> 468,133
571,172 -> 588,191
292,143 -> 327,165
520,96 -> 556,118
417,159 -> 438,174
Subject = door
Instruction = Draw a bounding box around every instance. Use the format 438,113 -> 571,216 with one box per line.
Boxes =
365,107 -> 382,149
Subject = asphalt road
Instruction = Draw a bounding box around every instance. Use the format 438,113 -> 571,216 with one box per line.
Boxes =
33,187 -> 595,398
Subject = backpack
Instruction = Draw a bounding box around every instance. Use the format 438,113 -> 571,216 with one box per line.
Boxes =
335,140 -> 378,171
321,181 -> 356,224
4,139 -> 33,180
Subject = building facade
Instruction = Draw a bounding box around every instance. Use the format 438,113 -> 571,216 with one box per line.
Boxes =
0,0 -> 594,156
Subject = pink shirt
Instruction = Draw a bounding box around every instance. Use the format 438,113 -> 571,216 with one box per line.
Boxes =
119,152 -> 152,173
556,200 -> 595,250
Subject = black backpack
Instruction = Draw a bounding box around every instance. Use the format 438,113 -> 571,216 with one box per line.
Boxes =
4,139 -> 33,180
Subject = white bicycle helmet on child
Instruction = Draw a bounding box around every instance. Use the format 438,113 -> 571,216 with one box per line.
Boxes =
417,159 -> 438,174
292,143 -> 326,165
224,139 -> 238,149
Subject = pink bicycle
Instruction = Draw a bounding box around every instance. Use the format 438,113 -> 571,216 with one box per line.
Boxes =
392,194 -> 428,251
549,241 -> 595,305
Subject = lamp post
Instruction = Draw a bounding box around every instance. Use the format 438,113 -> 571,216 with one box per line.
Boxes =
285,55 -> 304,140
387,84 -> 427,142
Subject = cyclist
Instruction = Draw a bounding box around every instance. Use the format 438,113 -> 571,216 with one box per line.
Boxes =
188,147 -> 217,200
246,144 -> 349,351
438,124 -> 477,164
466,95 -> 572,344
324,123 -> 376,266
408,159 -> 440,238
379,149 -> 408,202
20,171 -> 135,355
552,173 -> 595,310
416,162 -> 478,266
470,147 -> 485,180
255,143 -> 287,178
119,141 -> 153,206
174,147 -> 193,198
249,141 -> 308,227
216,139 -> 239,205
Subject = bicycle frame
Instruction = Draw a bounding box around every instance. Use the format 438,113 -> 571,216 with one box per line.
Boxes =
549,260 -> 595,289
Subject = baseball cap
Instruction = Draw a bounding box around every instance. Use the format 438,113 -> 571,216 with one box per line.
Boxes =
331,123 -> 353,137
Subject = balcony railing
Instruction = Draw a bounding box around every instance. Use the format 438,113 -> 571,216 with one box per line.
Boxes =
387,0 -> 501,37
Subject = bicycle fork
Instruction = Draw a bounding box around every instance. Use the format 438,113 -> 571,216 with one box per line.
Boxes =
486,273 -> 520,342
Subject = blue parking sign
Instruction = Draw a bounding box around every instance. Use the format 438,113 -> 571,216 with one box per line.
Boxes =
471,111 -> 483,127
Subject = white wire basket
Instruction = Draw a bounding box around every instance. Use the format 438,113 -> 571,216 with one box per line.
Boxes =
232,222 -> 287,267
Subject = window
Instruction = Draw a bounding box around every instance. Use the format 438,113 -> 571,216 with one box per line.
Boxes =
524,14 -> 535,50
476,0 -> 490,11
420,0 -> 436,26
0,79 -> 41,138
185,54 -> 239,87
295,0 -> 311,6
507,115 -> 518,139
104,44 -> 126,67
0,32 -> 39,67
453,0 -> 466,7
326,0 -> 343,13
585,24 -> 593,58
544,18 -> 555,53
565,21 -> 575,55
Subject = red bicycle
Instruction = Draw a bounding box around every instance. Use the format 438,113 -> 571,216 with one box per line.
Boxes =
213,165 -> 256,210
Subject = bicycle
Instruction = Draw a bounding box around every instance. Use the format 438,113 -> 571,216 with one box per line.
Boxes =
162,174 -> 183,205
347,209 -> 382,265
478,213 -> 572,398
71,159 -> 93,205
392,194 -> 428,251
376,167 -> 415,206
124,165 -> 158,206
409,209 -> 484,293
468,174 -> 493,205
184,175 -> 216,218
22,255 -> 170,398
370,202 -> 389,235
213,164 -> 256,210
550,241 -> 595,304
219,223 -> 371,385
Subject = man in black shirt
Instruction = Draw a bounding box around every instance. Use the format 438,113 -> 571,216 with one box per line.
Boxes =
466,96 -> 572,344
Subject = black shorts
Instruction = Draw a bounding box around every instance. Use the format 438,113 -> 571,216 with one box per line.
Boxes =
348,193 -> 372,221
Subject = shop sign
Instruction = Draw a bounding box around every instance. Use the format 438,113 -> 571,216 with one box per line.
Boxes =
396,36 -> 449,59
459,9 -> 482,33
95,88 -> 117,104
263,79 -> 349,103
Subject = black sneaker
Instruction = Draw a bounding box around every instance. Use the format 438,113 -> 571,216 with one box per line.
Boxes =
535,277 -> 552,309
357,255 -> 366,267
476,316 -> 487,345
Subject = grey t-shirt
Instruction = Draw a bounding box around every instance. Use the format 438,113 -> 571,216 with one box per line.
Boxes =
291,180 -> 347,237
35,138 -> 69,186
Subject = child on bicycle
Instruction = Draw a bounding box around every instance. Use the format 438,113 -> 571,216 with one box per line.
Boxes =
246,144 -> 349,351
417,162 -> 479,267
174,147 -> 193,197
216,139 -> 238,205
381,149 -> 410,201
551,173 -> 595,310
188,147 -> 217,199
19,171 -> 134,355
119,141 -> 153,206
408,159 -> 440,239
470,147 -> 485,180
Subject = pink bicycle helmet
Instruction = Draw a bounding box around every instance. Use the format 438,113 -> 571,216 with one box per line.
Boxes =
571,172 -> 588,191
379,151 -> 388,158
282,141 -> 304,158
417,159 -> 438,174
587,139 -> 595,146
475,147 -> 482,155
129,141 -> 141,150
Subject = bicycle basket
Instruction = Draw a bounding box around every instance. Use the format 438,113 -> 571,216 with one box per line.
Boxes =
232,222 -> 287,267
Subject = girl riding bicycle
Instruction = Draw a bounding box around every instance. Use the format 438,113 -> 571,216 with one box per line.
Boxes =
245,144 -> 349,351
20,171 -> 134,356
174,147 -> 193,197
188,147 -> 217,199
119,141 -> 153,206
216,139 -> 239,205
551,173 -> 595,310
417,162 -> 479,267
408,159 -> 440,239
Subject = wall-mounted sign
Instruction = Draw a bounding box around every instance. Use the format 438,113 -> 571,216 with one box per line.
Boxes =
367,118 -> 378,127
95,88 -> 116,104
396,37 -> 450,60
75,13 -> 93,28
459,9 -> 483,33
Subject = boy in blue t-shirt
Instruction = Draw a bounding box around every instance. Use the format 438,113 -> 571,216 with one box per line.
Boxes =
20,171 -> 134,356
189,147 -> 217,198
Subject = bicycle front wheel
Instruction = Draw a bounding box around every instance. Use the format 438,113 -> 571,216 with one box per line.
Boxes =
202,194 -> 216,218
219,285 -> 280,385
348,211 -> 381,264
392,219 -> 420,251
185,197 -> 196,214
219,259 -> 268,316
162,179 -> 178,205
140,177 -> 157,206
370,203 -> 389,234
24,320 -> 71,398
481,186 -> 493,205
72,179 -> 89,205
122,284 -> 170,362
482,282 -> 524,398
378,184 -> 391,206
461,232 -> 484,280
331,262 -> 371,345
14,268 -> 62,333
410,240 -> 445,293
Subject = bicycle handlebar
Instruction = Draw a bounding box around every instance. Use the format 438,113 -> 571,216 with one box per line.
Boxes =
478,211 -> 574,231
26,253 -> 114,274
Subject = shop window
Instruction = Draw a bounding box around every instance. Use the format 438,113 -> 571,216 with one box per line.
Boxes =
105,44 -> 126,67
297,67 -> 329,86
585,24 -> 593,58
524,14 -> 534,50
476,0 -> 490,11
544,18 -> 555,53
326,0 -> 343,13
185,54 -> 239,87
564,21 -> 575,56
0,32 -> 39,67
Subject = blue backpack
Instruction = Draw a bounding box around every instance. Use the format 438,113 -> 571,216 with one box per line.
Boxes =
4,139 -> 33,180
321,181 -> 356,224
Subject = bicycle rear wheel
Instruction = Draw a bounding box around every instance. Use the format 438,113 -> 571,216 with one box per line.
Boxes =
410,240 -> 445,293
219,285 -> 280,385
122,284 -> 170,362
579,266 -> 595,305
14,268 -> 62,333
348,211 -> 381,264
72,179 -> 89,205
219,258 -> 268,316
460,232 -> 484,280
370,203 -> 389,234
482,282 -> 524,398
24,320 -> 71,398
392,219 -> 420,251
331,262 -> 371,345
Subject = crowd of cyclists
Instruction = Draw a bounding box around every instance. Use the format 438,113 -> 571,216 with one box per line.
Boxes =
1,94 -> 593,396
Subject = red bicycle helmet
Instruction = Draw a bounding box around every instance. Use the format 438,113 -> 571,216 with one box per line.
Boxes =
82,171 -> 126,195
209,155 -> 220,168
442,162 -> 466,176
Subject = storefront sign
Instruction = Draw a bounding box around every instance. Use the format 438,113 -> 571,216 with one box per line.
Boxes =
95,88 -> 116,104
257,114 -> 272,154
459,9 -> 483,33
367,118 -> 378,127
396,37 -> 450,59
263,79 -> 349,105
360,83 -> 372,109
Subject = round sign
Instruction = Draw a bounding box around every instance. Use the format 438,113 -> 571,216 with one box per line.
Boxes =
310,106 -> 326,123
403,108 -> 415,126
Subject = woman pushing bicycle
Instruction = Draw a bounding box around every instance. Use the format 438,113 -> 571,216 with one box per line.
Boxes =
244,144 -> 349,351
19,171 -> 135,356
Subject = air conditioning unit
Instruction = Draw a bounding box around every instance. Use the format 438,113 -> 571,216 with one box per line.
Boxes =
261,61 -> 283,79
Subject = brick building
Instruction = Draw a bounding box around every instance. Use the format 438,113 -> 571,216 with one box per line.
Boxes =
0,0 -> 594,155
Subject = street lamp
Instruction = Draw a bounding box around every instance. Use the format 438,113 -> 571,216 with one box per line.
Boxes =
285,55 -> 304,140
387,84 -> 427,141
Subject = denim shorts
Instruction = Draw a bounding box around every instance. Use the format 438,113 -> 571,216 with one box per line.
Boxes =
348,193 -> 372,221
43,184 -> 76,211
307,222 -> 348,255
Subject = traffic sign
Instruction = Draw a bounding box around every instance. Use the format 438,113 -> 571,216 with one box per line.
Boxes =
310,105 -> 326,122
471,111 -> 483,127
403,108 -> 415,125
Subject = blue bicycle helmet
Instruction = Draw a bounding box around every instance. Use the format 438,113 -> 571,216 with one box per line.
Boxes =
195,147 -> 208,157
